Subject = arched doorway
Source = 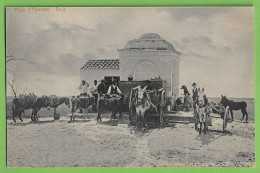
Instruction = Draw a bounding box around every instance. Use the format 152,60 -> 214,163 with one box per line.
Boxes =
134,61 -> 157,80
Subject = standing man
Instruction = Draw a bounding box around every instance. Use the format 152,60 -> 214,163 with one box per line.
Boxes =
90,80 -> 98,112
78,80 -> 90,97
192,82 -> 198,109
97,79 -> 107,95
192,82 -> 199,130
180,85 -> 191,111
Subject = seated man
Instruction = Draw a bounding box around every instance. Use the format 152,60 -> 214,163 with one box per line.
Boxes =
107,80 -> 122,119
107,80 -> 121,95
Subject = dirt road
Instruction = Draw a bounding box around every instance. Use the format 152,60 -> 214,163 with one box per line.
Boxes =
7,112 -> 254,167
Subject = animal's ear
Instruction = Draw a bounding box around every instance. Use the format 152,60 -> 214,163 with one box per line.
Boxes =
202,87 -> 204,92
221,94 -> 223,98
198,88 -> 200,92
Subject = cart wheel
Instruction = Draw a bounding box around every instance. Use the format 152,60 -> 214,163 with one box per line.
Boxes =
223,106 -> 230,131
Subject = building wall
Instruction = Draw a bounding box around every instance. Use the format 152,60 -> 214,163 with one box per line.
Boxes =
80,69 -> 120,86
118,49 -> 180,98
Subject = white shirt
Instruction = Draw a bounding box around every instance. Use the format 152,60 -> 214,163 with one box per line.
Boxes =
78,84 -> 90,94
90,84 -> 98,94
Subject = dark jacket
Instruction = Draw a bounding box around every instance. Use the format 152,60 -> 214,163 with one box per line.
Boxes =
97,83 -> 107,95
183,88 -> 190,96
192,88 -> 198,101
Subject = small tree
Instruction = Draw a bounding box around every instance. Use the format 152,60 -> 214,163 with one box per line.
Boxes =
6,49 -> 27,98
7,79 -> 17,98
6,48 -> 25,63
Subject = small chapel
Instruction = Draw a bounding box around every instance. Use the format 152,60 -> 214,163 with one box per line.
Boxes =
80,33 -> 181,98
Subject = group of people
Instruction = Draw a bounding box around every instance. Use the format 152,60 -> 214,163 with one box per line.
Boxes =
78,79 -> 122,98
180,82 -> 198,112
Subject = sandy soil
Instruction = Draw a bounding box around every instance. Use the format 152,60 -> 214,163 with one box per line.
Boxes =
7,111 -> 254,167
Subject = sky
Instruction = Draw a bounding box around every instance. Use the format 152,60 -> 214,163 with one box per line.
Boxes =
6,7 -> 254,98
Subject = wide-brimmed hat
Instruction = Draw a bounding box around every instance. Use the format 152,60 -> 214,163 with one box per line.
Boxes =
99,79 -> 105,83
180,85 -> 186,89
192,82 -> 197,86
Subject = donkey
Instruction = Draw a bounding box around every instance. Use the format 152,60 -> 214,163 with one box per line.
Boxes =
33,96 -> 70,122
220,95 -> 248,122
194,88 -> 210,134
12,94 -> 37,122
97,94 -> 123,122
71,96 -> 95,121
133,86 -> 164,127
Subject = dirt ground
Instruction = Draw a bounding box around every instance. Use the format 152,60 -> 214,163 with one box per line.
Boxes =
7,111 -> 255,167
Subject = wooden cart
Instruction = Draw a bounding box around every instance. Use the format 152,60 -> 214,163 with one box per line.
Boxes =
120,80 -> 167,124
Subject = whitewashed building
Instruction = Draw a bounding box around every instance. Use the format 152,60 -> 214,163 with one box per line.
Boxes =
80,33 -> 181,98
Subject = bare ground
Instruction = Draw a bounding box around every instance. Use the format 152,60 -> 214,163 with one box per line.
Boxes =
7,111 -> 255,167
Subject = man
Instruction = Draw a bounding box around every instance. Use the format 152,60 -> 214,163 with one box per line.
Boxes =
192,82 -> 198,101
106,80 -> 122,119
97,79 -> 107,95
192,82 -> 198,111
181,85 -> 190,96
90,80 -> 98,112
180,85 -> 191,111
107,80 -> 121,95
78,80 -> 90,97
128,75 -> 133,81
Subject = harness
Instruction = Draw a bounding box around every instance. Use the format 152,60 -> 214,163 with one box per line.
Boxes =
194,95 -> 208,108
132,87 -> 164,111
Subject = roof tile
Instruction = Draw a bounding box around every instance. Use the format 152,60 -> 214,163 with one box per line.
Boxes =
81,59 -> 120,70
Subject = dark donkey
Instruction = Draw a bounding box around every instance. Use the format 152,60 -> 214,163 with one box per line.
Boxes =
220,95 -> 248,122
33,96 -> 70,121
12,94 -> 37,122
71,96 -> 95,121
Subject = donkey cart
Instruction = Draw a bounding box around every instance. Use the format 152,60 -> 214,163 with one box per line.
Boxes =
195,103 -> 231,134
128,85 -> 166,125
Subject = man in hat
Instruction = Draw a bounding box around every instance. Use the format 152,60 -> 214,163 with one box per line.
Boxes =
107,80 -> 121,95
192,82 -> 198,102
180,85 -> 190,96
192,82 -> 199,114
78,80 -> 90,97
180,85 -> 191,111
97,79 -> 107,95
